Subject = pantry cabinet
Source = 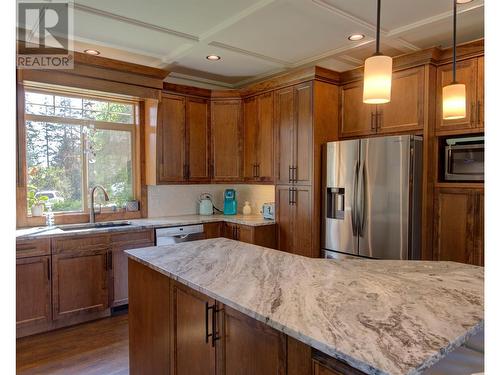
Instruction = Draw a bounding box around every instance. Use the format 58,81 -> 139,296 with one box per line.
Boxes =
243,92 -> 274,182
340,66 -> 424,138
211,100 -> 243,182
433,187 -> 483,266
436,57 -> 484,134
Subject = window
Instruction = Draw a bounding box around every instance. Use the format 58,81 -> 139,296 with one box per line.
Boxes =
24,87 -> 138,214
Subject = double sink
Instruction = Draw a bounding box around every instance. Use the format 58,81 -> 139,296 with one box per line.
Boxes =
58,221 -> 133,232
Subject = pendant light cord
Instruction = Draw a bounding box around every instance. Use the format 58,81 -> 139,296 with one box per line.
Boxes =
376,0 -> 381,54
453,0 -> 457,83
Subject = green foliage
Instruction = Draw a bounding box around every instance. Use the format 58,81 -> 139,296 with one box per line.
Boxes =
27,188 -> 48,208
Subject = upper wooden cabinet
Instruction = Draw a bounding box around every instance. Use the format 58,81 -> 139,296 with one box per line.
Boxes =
211,100 -> 243,182
340,66 -> 425,138
275,82 -> 313,185
243,92 -> 274,182
157,94 -> 210,183
433,187 -> 483,266
436,57 -> 484,134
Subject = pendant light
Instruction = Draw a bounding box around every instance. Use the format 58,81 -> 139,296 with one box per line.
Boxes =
363,0 -> 392,104
442,0 -> 466,120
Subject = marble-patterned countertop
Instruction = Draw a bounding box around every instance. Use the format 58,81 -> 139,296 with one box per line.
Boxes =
15,214 -> 275,240
125,238 -> 484,375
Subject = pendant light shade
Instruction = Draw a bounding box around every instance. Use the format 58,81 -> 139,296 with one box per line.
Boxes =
442,0 -> 466,120
363,0 -> 392,104
443,83 -> 466,119
363,55 -> 393,104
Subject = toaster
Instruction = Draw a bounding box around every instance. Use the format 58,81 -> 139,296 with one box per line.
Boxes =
262,202 -> 275,220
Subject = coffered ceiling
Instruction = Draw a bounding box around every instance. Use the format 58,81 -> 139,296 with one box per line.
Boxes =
40,0 -> 486,88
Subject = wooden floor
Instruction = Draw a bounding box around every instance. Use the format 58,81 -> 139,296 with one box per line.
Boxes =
17,314 -> 129,375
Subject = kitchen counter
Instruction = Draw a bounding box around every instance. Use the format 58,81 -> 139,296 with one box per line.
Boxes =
125,238 -> 484,375
15,214 -> 275,240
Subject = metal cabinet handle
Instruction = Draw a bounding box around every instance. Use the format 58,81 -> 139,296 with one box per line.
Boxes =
104,253 -> 108,270
351,161 -> 359,236
371,111 -> 376,130
109,252 -> 113,270
292,166 -> 297,183
257,164 -> 260,178
477,100 -> 482,127
288,166 -> 292,183
288,188 -> 292,205
471,102 -> 475,126
205,302 -> 212,343
205,302 -> 221,347
376,110 -> 382,131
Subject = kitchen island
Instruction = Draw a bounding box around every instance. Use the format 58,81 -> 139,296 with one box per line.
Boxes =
126,238 -> 483,375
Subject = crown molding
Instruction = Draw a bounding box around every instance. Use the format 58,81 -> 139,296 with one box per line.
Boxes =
208,41 -> 292,67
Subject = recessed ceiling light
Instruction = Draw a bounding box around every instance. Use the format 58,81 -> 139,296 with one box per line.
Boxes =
348,34 -> 365,41
206,55 -> 221,61
456,0 -> 473,3
84,49 -> 100,56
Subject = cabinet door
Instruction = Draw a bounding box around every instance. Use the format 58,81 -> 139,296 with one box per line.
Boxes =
236,224 -> 254,244
243,96 -> 258,181
293,186 -> 313,257
474,191 -> 484,266
218,305 -> 286,375
436,59 -> 478,133
186,97 -> 210,182
477,56 -> 484,130
256,92 -> 275,182
158,94 -> 186,182
204,222 -> 221,239
433,188 -> 478,265
52,250 -> 109,320
211,100 -> 242,181
16,256 -> 51,329
377,67 -> 424,134
275,88 -> 295,184
276,186 -> 294,253
294,82 -> 313,185
340,82 -> 375,138
223,222 -> 236,240
171,282 -> 216,375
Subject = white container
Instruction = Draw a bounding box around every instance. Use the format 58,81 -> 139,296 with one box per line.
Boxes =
31,204 -> 44,217
242,201 -> 252,215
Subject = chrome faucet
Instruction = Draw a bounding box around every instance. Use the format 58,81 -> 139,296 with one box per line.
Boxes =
90,185 -> 110,223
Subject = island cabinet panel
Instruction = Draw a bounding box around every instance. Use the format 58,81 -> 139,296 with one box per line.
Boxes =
211,100 -> 243,182
217,305 -> 287,375
186,97 -> 211,182
170,281 -> 216,375
433,187 -> 483,266
110,229 -> 154,307
436,57 -> 483,134
158,94 -> 186,183
16,255 -> 51,336
128,259 -> 171,375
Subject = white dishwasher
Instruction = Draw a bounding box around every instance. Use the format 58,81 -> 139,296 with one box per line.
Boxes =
155,224 -> 205,246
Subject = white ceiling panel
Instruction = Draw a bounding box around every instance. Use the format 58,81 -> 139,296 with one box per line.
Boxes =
75,0 -> 264,36
211,0 -> 374,63
74,8 -> 193,58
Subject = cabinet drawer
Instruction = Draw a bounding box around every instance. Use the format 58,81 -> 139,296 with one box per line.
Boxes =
52,235 -> 109,254
110,229 -> 154,245
16,238 -> 50,258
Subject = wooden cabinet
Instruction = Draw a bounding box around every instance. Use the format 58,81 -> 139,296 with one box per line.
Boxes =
171,281 -> 217,375
158,94 -> 186,183
110,230 -> 154,307
340,66 -> 424,138
204,222 -> 222,239
276,185 -> 313,257
157,94 -> 210,183
51,235 -> 110,322
275,82 -> 313,185
16,255 -> 51,336
218,305 -> 287,375
436,57 -> 484,134
211,100 -> 243,182
433,187 -> 483,266
243,92 -> 274,182
222,222 -> 277,248
312,355 -> 365,375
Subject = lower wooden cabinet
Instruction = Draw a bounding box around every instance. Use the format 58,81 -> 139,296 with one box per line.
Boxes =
433,187 -> 484,266
222,222 -> 277,249
16,255 -> 51,335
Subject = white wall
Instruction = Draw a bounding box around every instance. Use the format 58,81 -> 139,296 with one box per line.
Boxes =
147,184 -> 275,217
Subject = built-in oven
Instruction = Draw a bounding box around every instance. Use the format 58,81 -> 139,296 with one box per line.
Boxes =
444,137 -> 484,181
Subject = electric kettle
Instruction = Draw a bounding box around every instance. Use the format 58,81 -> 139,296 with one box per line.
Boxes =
199,193 -> 214,216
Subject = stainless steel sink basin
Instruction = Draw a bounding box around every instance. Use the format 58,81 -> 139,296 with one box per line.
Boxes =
58,221 -> 133,231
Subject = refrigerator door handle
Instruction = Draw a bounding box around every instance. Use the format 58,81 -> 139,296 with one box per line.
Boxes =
351,161 -> 359,236
358,162 -> 366,235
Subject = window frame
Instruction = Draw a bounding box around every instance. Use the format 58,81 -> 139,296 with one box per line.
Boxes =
17,82 -> 144,226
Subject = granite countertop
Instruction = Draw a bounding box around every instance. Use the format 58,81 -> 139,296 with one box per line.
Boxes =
125,238 -> 484,375
15,214 -> 275,240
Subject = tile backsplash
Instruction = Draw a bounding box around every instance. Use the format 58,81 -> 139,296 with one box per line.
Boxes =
147,185 -> 275,217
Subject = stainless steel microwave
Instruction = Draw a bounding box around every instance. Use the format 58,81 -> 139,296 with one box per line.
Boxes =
444,137 -> 484,181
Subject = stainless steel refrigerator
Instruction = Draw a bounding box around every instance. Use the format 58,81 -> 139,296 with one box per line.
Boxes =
322,135 -> 422,260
